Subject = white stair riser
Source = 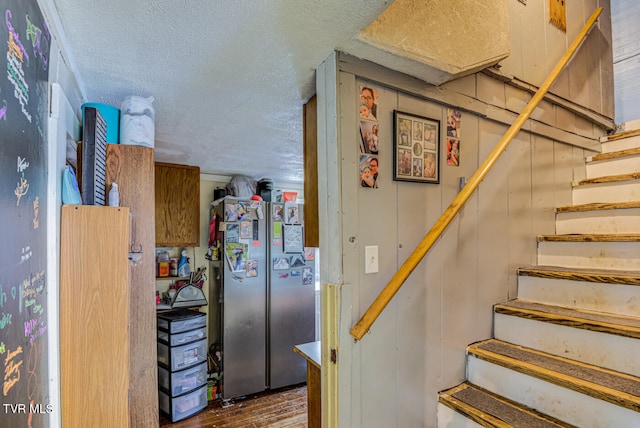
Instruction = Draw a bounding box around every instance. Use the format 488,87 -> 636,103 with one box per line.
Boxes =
436,403 -> 484,428
538,241 -> 640,271
572,181 -> 640,205
494,313 -> 640,376
467,357 -> 640,427
600,135 -> 640,153
556,208 -> 640,234
586,156 -> 640,178
517,275 -> 640,317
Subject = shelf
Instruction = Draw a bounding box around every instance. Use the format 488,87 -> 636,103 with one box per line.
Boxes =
156,276 -> 190,281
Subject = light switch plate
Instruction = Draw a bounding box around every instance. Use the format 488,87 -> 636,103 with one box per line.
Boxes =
365,246 -> 378,274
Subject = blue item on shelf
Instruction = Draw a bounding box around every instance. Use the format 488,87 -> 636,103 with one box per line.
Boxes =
62,165 -> 82,204
82,102 -> 120,144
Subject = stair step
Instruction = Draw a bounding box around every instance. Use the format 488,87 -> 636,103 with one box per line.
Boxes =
555,202 -> 640,234
586,148 -> 640,178
518,265 -> 640,286
589,147 -> 640,162
467,339 -> 640,426
537,235 -> 640,270
517,265 -> 640,316
438,382 -> 575,428
495,300 -> 640,340
494,300 -> 640,375
600,130 -> 640,153
571,173 -> 640,205
600,128 -> 640,143
555,201 -> 640,213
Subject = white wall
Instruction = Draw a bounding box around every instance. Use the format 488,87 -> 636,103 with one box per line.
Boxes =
317,2 -> 614,426
611,0 -> 640,124
38,0 -> 85,426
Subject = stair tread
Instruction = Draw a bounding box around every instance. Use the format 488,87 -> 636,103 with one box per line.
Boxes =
518,265 -> 640,286
537,233 -> 640,242
555,201 -> 640,213
495,299 -> 640,336
575,172 -> 640,185
589,147 -> 640,162
469,339 -> 640,411
603,128 -> 640,142
439,382 -> 575,428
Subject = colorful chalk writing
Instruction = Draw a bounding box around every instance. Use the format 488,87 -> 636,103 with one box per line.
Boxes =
3,345 -> 23,396
25,14 -> 49,70
32,196 -> 39,229
1,1 -> 50,423
14,176 -> 29,206
5,10 -> 29,63
17,156 -> 29,172
6,10 -> 32,122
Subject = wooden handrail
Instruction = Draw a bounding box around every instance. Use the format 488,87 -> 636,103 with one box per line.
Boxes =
350,7 -> 603,341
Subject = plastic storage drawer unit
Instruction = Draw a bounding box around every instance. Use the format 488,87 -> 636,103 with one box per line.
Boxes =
157,309 -> 206,334
158,338 -> 207,371
158,326 -> 206,346
159,384 -> 207,422
158,360 -> 207,397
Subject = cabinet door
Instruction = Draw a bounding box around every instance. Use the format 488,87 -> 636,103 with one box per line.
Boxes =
155,162 -> 200,247
60,206 -> 130,427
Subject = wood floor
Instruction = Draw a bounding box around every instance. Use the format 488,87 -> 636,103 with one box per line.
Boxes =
159,384 -> 308,428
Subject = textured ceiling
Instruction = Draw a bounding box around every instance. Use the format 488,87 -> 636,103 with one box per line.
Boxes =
51,0 -> 393,183
50,0 -> 510,184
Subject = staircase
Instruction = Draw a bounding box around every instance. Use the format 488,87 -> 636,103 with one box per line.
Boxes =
437,129 -> 640,427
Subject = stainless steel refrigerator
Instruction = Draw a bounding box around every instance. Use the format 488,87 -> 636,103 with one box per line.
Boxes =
209,197 -> 315,400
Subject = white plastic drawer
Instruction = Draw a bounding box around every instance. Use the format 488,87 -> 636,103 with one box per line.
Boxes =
159,384 -> 207,423
157,309 -> 206,334
158,361 -> 207,397
158,326 -> 206,346
157,338 -> 207,371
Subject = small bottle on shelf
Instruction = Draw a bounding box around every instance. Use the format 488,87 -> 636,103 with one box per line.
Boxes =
108,182 -> 119,207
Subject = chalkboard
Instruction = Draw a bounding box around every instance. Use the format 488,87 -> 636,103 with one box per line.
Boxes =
0,0 -> 52,425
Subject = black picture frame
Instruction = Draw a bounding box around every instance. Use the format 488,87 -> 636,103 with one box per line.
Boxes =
393,110 -> 440,183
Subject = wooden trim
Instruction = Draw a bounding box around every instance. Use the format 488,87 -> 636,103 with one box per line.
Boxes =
576,172 -> 640,185
321,283 -> 340,428
349,7 -> 604,341
590,147 -> 640,162
555,201 -> 640,213
537,234 -> 640,242
604,128 -> 640,141
518,265 -> 640,286
303,95 -> 320,248
494,302 -> 640,339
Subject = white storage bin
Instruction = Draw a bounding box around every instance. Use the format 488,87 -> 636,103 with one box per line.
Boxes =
159,384 -> 207,423
157,338 -> 207,371
157,309 -> 206,334
120,95 -> 155,148
158,326 -> 206,346
158,361 -> 207,397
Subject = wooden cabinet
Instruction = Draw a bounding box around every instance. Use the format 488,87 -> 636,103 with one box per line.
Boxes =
60,206 -> 131,427
155,162 -> 200,247
106,145 -> 159,428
